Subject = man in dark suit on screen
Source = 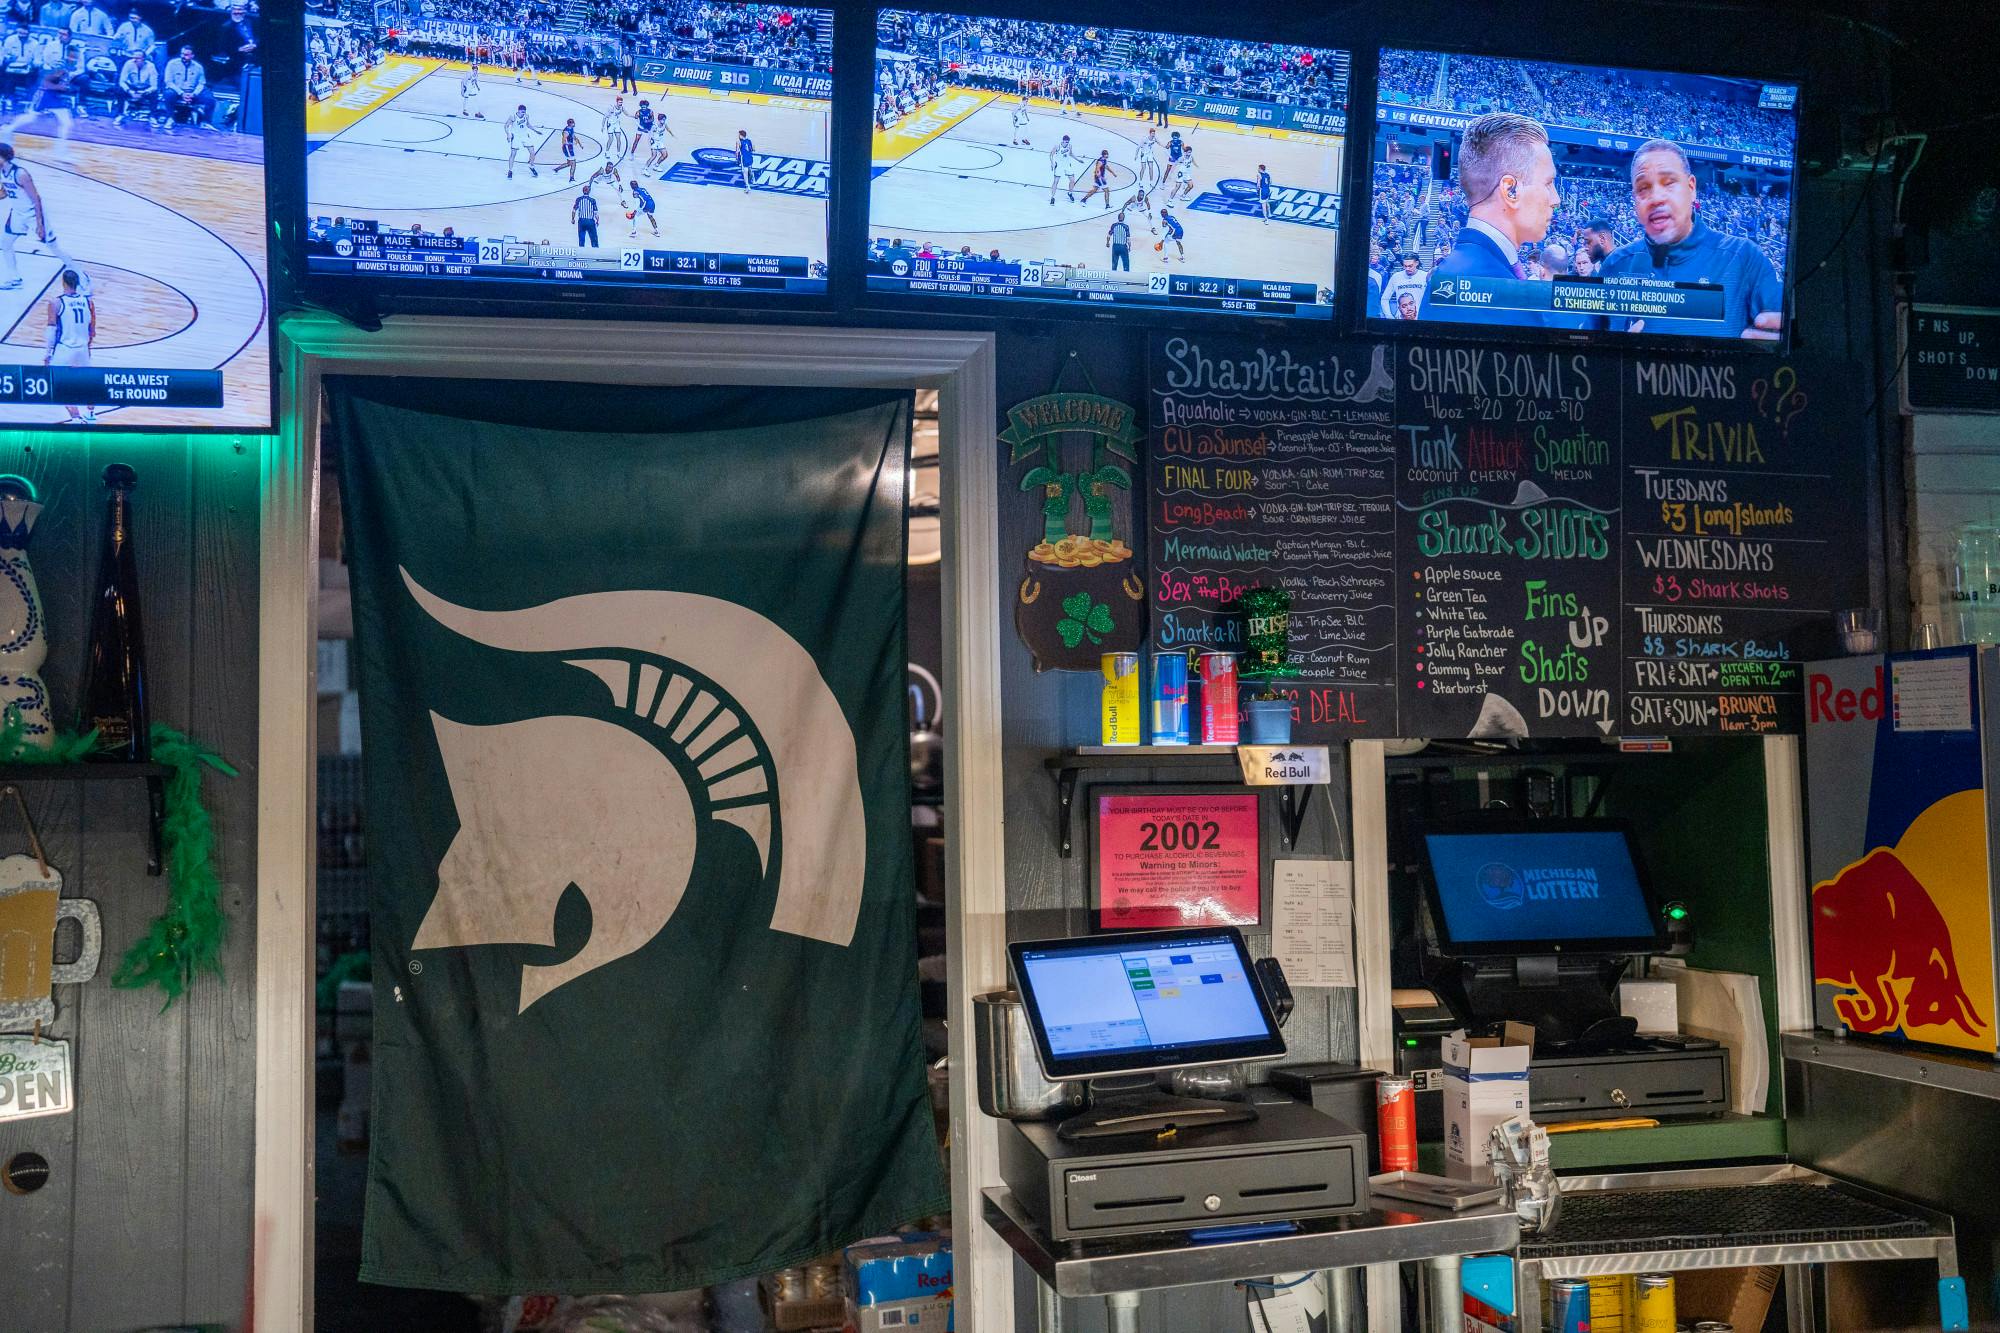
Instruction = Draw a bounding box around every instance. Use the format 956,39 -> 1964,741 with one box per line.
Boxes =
1420,111 -> 1562,326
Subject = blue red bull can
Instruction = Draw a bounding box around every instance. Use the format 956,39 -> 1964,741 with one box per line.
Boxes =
1548,1278 -> 1592,1333
1150,651 -> 1189,745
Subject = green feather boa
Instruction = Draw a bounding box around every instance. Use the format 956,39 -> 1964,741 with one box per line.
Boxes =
0,713 -> 236,1005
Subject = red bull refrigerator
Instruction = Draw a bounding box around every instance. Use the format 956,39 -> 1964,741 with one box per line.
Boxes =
1806,645 -> 2000,1056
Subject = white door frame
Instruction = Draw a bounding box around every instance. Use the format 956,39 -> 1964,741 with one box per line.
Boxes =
255,312 -> 1012,1332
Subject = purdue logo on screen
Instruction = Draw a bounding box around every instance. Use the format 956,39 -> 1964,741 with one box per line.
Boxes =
401,571 -> 867,1013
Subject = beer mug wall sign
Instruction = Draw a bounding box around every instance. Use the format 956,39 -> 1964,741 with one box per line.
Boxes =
0,788 -> 99,1034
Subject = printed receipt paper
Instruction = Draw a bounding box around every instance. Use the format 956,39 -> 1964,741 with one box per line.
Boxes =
1272,858 -> 1355,988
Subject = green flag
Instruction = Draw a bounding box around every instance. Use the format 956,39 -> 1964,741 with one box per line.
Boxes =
330,379 -> 945,1295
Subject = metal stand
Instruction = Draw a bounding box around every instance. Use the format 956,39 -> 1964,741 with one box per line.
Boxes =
1422,1254 -> 1462,1331
1105,1291 -> 1141,1333
1511,1165 -> 1959,1333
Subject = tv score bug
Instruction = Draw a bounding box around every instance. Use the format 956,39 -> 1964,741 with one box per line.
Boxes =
0,367 -> 223,409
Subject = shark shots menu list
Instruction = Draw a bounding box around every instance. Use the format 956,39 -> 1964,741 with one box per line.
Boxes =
1147,336 -> 1403,737
1395,348 -> 1624,739
1622,360 -> 1850,733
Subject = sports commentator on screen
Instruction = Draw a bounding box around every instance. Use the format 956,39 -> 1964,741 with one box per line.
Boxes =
1418,112 -> 1561,327
1596,138 -> 1784,340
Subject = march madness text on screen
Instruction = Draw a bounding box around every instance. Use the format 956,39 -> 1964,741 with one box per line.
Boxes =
304,2 -> 832,295
867,12 -> 1349,320
1368,48 -> 1798,345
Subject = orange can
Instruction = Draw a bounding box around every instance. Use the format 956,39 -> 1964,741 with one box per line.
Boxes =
1377,1074 -> 1417,1172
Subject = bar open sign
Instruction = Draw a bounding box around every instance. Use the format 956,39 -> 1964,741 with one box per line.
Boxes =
0,1036 -> 72,1123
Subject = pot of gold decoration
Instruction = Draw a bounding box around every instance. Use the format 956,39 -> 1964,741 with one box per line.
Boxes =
1002,361 -> 1145,672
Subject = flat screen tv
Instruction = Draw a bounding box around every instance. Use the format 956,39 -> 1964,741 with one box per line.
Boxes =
0,5 -> 270,430
867,10 -> 1348,320
304,3 -> 831,300
1367,47 -> 1799,347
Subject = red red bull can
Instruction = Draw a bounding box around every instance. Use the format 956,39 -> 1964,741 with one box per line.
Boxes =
1547,1279 -> 1592,1333
1376,1075 -> 1416,1173
1150,651 -> 1189,745
1197,651 -> 1239,745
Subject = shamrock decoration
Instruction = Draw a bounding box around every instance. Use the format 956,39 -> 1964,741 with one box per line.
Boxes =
1057,592 -> 1116,648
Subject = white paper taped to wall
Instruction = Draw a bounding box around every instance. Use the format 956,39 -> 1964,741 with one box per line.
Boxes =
1272,858 -> 1354,988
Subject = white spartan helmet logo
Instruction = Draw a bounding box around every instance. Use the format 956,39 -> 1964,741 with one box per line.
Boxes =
403,569 -> 866,1013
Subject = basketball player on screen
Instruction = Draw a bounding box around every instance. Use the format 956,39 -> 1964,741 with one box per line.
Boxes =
559,116 -> 578,180
44,267 -> 93,425
504,103 -> 541,179
602,95 -> 630,165
1010,93 -> 1029,147
459,60 -> 481,117
1077,148 -> 1113,210
642,105 -> 675,176
0,143 -> 84,294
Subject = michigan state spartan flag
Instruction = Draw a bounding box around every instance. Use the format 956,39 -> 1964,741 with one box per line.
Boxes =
330,379 -> 946,1294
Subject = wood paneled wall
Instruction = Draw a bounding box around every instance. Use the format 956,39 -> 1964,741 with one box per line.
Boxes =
0,434 -> 259,1332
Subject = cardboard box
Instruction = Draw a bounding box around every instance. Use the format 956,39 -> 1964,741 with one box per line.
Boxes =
1442,1023 -> 1533,1182
1673,1265 -> 1780,1330
843,1233 -> 952,1333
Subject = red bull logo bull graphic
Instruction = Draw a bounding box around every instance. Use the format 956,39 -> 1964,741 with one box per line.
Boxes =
1814,841 -> 1986,1040
1816,780 -> 2000,1048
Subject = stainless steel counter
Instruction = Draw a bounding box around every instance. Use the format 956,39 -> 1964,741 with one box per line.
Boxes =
982,1186 -> 1518,1299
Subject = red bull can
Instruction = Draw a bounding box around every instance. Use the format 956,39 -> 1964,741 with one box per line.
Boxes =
1197,650 -> 1239,745
1100,653 -> 1140,746
1547,1279 -> 1592,1333
1632,1275 -> 1674,1333
1376,1075 -> 1416,1172
1150,651 -> 1189,745
1587,1277 -> 1629,1333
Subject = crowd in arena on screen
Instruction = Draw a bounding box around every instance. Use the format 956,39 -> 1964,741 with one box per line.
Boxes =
1370,161 -> 1427,257
1402,50 -> 1794,154
1376,47 -> 1442,103
877,16 -> 1343,117
0,0 -> 260,131
334,0 -> 825,92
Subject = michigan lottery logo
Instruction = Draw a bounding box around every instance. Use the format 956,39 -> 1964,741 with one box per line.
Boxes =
1192,178 -> 1342,229
1476,863 -> 1604,909
1478,863 -> 1525,910
664,148 -> 829,197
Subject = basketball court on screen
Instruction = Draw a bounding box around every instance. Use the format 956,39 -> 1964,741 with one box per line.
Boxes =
0,129 -> 268,429
870,87 -> 1343,287
308,58 -> 829,264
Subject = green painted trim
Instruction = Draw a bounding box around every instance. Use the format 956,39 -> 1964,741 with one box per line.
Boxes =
1549,1114 -> 1787,1170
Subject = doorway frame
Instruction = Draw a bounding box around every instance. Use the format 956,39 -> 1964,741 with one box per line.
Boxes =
255,313 -> 1011,1331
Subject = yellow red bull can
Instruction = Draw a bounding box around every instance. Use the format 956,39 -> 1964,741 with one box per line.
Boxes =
1100,653 -> 1140,745
1632,1274 -> 1675,1333
1588,1275 -> 1630,1333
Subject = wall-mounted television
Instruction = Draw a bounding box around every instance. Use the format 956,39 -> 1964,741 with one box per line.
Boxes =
1366,47 -> 1798,347
0,6 -> 270,430
867,10 -> 1348,320
303,3 -> 831,301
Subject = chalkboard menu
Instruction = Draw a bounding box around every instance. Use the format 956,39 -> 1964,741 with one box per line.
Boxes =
1395,349 -> 1622,738
1904,305 -> 2000,414
1145,337 -> 1868,738
1147,335 -> 1402,739
1622,358 -> 1853,733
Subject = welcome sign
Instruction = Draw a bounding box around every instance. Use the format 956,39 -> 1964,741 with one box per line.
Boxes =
0,1036 -> 72,1123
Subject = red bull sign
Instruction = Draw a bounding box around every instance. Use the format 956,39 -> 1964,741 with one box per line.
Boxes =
1805,647 -> 1998,1055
